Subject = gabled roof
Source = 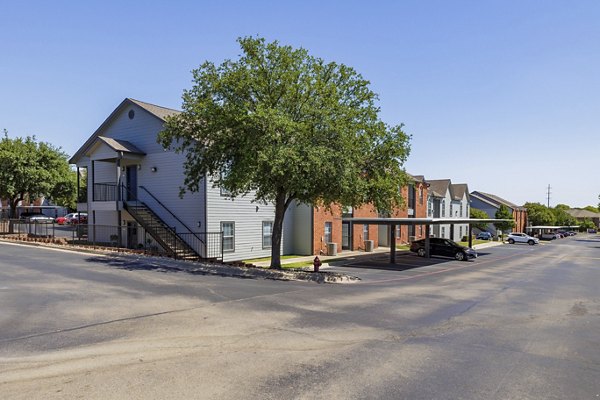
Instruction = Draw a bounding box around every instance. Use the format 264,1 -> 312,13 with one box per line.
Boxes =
471,191 -> 525,211
565,208 -> 600,218
427,179 -> 451,198
407,173 -> 428,186
128,98 -> 181,121
69,98 -> 180,164
450,183 -> 469,201
97,136 -> 145,155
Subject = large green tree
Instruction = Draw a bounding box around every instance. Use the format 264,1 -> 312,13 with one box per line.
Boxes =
583,205 -> 599,213
160,37 -> 411,268
0,131 -> 76,217
469,208 -> 490,231
494,204 -> 515,241
524,202 -> 556,226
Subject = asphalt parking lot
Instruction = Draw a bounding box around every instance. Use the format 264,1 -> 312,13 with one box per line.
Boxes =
1,235 -> 599,399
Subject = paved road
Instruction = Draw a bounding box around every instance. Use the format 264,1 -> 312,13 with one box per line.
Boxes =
1,236 -> 599,399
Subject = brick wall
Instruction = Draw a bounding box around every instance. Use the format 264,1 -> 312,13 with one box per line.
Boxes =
352,204 -> 379,250
513,209 -> 528,233
312,204 -> 342,255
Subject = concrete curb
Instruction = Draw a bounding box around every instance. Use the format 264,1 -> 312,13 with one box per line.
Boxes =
0,238 -> 360,284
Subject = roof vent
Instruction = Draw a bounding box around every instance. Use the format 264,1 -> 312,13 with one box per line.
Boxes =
128,109 -> 135,119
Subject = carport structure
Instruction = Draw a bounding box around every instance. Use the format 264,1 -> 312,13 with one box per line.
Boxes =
343,217 -> 512,263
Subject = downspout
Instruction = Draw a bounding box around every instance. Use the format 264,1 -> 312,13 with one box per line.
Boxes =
117,152 -> 123,247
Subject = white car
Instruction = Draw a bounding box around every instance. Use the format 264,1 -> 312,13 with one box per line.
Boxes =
507,232 -> 539,245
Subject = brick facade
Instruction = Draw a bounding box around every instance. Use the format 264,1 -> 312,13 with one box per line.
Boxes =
310,179 -> 429,255
312,204 -> 342,255
513,208 -> 528,233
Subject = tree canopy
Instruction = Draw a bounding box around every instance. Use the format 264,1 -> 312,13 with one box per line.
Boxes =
494,204 -> 515,240
159,37 -> 411,268
0,131 -> 76,216
583,205 -> 599,213
469,208 -> 489,231
524,202 -> 556,226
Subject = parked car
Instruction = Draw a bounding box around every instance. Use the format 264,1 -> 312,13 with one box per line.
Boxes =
541,232 -> 559,240
55,213 -> 79,225
19,212 -> 54,223
476,232 -> 493,240
410,238 -> 477,261
68,213 -> 88,224
507,232 -> 539,245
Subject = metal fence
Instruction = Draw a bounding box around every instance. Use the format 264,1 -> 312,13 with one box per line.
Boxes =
0,219 -> 223,261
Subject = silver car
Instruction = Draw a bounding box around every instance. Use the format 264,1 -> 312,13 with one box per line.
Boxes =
507,232 -> 539,245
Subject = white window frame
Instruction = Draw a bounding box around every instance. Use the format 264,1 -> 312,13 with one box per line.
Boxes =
324,222 -> 332,244
262,221 -> 273,249
221,221 -> 235,252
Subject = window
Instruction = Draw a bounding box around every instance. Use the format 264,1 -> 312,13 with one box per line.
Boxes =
363,224 -> 369,241
450,203 -> 453,217
408,185 -> 415,209
395,225 -> 401,239
221,222 -> 235,252
460,203 -> 464,217
442,200 -> 446,217
441,226 -> 446,238
262,221 -> 273,249
459,226 -> 463,238
324,222 -> 332,243
419,186 -> 424,205
427,196 -> 433,217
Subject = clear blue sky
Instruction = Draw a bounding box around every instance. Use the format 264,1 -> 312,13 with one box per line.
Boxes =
2,1 -> 599,207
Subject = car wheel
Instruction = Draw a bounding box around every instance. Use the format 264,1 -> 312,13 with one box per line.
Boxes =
528,240 -> 535,245
417,248 -> 426,257
508,239 -> 515,244
455,251 -> 465,261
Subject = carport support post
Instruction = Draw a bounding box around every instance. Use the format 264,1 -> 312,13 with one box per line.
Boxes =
468,224 -> 473,248
425,223 -> 431,258
390,223 -> 396,264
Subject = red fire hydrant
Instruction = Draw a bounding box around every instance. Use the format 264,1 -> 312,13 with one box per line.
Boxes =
313,256 -> 322,272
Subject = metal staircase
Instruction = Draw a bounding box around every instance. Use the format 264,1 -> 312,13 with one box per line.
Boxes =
123,201 -> 200,260
119,184 -> 218,261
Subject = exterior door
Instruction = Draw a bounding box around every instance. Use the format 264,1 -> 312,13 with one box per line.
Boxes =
126,166 -> 138,200
342,223 -> 351,250
127,222 -> 138,249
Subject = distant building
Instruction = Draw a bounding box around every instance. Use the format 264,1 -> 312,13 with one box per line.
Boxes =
470,191 -> 527,234
565,209 -> 600,228
427,179 -> 470,241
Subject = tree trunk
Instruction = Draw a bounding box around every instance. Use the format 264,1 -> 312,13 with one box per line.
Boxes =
270,192 -> 288,269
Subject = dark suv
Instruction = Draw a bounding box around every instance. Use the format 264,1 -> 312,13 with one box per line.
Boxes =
410,238 -> 477,261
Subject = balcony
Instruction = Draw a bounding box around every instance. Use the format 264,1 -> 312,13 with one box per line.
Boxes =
93,183 -> 120,202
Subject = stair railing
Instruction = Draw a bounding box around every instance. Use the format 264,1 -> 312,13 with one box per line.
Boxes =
138,186 -> 202,242
120,184 -> 206,258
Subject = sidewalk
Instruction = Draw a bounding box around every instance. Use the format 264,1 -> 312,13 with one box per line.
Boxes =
252,241 -> 504,268
250,246 -> 391,268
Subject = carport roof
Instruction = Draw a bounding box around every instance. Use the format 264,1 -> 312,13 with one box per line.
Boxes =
343,217 -> 512,225
525,225 -> 580,229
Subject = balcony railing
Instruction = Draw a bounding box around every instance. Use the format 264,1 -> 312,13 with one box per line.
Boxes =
93,183 -> 119,202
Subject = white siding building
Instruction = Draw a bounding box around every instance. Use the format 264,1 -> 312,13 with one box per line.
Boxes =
70,98 -> 290,262
427,179 -> 470,241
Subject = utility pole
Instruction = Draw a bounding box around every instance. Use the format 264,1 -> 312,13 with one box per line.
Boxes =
547,184 -> 551,208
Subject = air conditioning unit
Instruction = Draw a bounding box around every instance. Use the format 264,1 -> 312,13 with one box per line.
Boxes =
409,236 -> 417,242
326,242 -> 337,256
